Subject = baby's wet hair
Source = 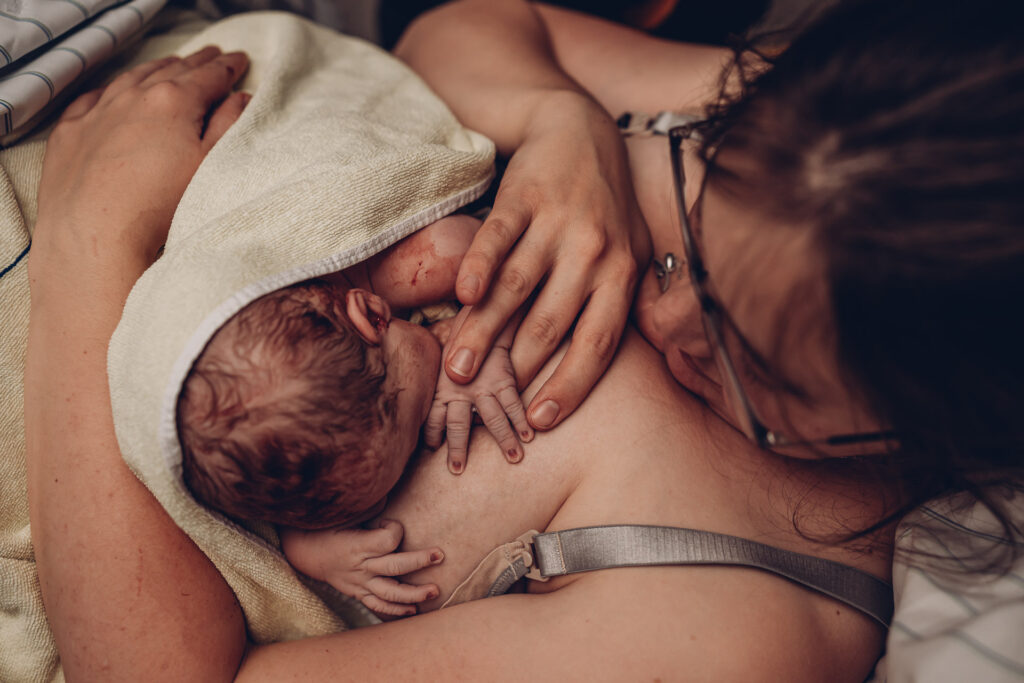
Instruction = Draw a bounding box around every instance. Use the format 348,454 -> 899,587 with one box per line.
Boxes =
177,280 -> 398,529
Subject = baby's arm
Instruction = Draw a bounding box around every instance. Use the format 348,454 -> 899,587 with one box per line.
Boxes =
424,305 -> 534,474
280,520 -> 444,618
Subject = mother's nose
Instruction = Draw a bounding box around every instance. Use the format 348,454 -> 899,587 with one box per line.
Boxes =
636,264 -> 711,358
651,283 -> 712,360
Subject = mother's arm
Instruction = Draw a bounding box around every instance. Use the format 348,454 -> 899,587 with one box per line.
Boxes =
24,48 -> 250,682
394,1 -> 730,432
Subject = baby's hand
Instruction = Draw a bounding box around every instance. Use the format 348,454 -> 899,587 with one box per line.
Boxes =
424,307 -> 534,473
280,520 -> 444,617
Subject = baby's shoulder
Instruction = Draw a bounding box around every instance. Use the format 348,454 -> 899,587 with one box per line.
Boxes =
367,213 -> 482,308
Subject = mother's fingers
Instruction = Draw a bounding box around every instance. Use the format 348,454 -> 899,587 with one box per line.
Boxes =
445,245 -> 548,383
508,263 -> 590,387
100,55 -> 179,99
454,199 -> 532,305
202,91 -> 251,152
60,87 -> 105,120
176,50 -> 249,109
525,279 -> 633,430
138,45 -> 222,85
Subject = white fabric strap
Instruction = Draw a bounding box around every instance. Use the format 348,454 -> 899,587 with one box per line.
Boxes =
531,524 -> 894,628
616,110 -> 700,137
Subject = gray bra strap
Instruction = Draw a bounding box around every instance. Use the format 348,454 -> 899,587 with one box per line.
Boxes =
530,525 -> 893,628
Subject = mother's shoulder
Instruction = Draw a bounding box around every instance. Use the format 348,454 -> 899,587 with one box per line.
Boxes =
532,564 -> 885,682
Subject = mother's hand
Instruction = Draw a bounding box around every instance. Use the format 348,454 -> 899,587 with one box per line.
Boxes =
35,46 -> 249,267
444,92 -> 651,431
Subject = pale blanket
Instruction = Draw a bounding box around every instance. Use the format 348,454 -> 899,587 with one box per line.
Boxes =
108,10 -> 493,641
871,486 -> 1024,682
0,10 -> 493,680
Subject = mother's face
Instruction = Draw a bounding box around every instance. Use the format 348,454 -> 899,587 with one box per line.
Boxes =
634,146 -> 885,456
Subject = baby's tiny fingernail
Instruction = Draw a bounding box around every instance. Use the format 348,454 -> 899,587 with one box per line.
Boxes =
520,428 -> 534,441
449,460 -> 463,474
431,550 -> 444,564
459,274 -> 480,298
426,589 -> 439,600
531,400 -> 560,429
449,348 -> 474,378
507,448 -> 522,463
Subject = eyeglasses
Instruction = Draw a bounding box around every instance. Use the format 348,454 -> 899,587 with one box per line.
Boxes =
666,122 -> 894,452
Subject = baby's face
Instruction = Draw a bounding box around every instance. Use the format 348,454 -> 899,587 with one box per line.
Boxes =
345,291 -> 443,513
180,280 -> 444,529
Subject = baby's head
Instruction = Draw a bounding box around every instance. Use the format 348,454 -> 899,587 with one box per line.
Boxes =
177,280 -> 441,529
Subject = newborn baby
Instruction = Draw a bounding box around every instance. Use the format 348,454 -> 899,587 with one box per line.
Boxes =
176,213 -> 530,615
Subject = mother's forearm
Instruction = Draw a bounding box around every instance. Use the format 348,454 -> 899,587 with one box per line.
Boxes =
534,4 -> 733,117
25,236 -> 245,682
394,0 -> 597,155
395,1 -> 732,148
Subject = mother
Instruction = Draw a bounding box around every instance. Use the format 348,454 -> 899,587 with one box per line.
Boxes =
24,1 -> 1023,681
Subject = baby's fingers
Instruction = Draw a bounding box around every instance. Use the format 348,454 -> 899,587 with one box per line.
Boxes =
424,399 -> 448,450
445,400 -> 473,474
359,519 -> 405,556
365,577 -> 440,606
360,593 -> 416,617
497,385 -> 533,443
475,394 -> 523,463
363,548 -> 445,577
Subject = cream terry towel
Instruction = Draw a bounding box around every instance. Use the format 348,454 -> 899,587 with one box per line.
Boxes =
0,11 -> 493,679
107,12 -> 494,642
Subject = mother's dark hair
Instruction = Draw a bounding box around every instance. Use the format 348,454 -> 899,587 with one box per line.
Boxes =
702,0 -> 1024,562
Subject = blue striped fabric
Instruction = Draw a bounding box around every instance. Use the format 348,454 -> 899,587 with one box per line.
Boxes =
0,0 -> 125,67
0,0 -> 167,144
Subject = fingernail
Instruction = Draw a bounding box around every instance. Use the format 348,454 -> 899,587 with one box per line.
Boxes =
449,348 -> 475,378
507,448 -> 522,463
520,428 -> 534,441
430,551 -> 444,564
459,274 -> 480,298
531,400 -> 560,429
449,460 -> 463,474
426,589 -> 439,600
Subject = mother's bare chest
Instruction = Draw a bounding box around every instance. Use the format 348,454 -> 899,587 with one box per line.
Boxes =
384,329 -> 822,607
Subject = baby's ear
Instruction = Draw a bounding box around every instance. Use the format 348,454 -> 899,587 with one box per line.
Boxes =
346,289 -> 391,345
